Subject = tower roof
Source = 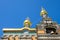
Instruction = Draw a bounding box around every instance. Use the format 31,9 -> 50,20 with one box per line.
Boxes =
24,17 -> 31,27
24,17 -> 30,23
40,7 -> 47,16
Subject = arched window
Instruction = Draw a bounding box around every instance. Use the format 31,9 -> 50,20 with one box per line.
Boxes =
8,35 -> 14,40
14,35 -> 19,40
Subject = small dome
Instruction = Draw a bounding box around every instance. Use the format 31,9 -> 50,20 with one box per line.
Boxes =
24,20 -> 31,24
40,7 -> 47,16
24,17 -> 31,27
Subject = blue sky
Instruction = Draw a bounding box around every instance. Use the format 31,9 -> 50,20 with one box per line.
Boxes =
0,0 -> 60,36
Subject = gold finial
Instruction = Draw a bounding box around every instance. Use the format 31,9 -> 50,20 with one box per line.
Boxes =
40,7 -> 47,16
24,17 -> 31,27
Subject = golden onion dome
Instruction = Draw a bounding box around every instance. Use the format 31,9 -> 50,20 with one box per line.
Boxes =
24,20 -> 31,24
24,17 -> 31,27
40,7 -> 47,16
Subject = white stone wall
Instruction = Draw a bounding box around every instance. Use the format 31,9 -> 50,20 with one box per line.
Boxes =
3,33 -> 37,40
